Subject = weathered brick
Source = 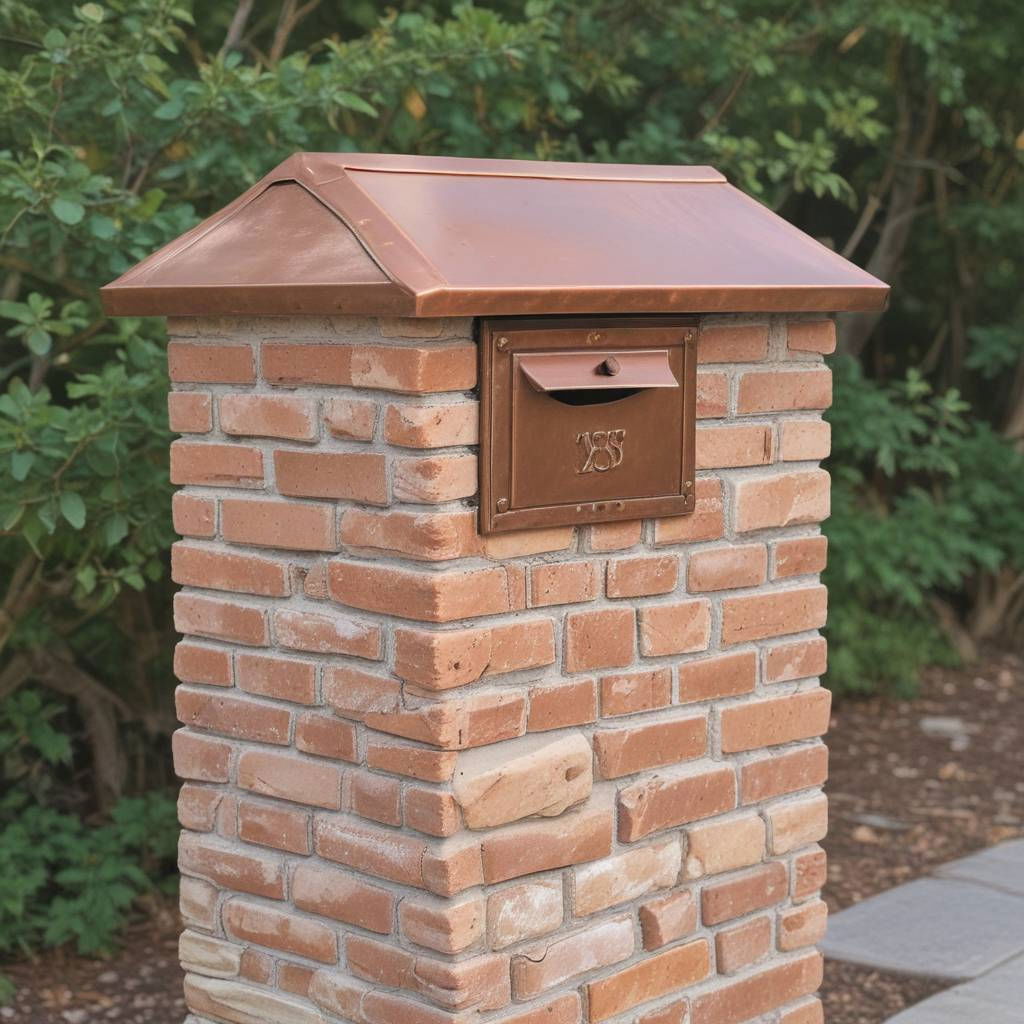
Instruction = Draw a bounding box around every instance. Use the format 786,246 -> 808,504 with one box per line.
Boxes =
688,545 -> 767,592
235,652 -> 315,704
178,833 -> 285,900
349,770 -> 402,826
639,600 -> 711,657
273,607 -> 381,659
184,974 -> 321,1024
237,749 -> 343,809
779,898 -> 828,951
699,323 -> 769,363
606,556 -> 679,598
293,861 -> 395,934
588,519 -> 643,551
324,396 -> 377,440
735,470 -> 830,532
224,899 -> 337,963
176,688 -> 290,746
767,793 -> 829,854
696,371 -> 729,418
172,492 -> 216,537
793,847 -> 828,900
174,593 -> 268,646
765,636 -> 828,683
220,394 -> 317,441
741,744 -> 829,804
393,453 -> 477,503
565,608 -> 635,672
530,561 -> 599,607
366,741 -> 458,783
684,813 -> 766,879
171,542 -> 289,598
340,507 -> 477,561
639,890 -> 697,950
384,401 -> 478,448
528,678 -> 598,732
574,841 -> 681,916
780,420 -> 831,462
787,320 -> 836,354
173,730 -> 231,783
295,713 -> 359,763
678,650 -> 758,704
716,915 -> 772,973
600,667 -> 672,717
174,642 -> 232,687
654,478 -> 724,545
774,535 -> 828,579
402,894 -> 484,953
488,881 -> 563,950
237,800 -> 310,855
168,392 -> 212,433
696,424 -> 773,469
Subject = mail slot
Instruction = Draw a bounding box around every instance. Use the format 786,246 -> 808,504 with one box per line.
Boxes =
479,317 -> 698,533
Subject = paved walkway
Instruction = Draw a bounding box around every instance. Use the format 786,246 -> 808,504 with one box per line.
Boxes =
821,838 -> 1024,1022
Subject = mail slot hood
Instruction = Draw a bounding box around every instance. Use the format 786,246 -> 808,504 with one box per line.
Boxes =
101,152 -> 889,318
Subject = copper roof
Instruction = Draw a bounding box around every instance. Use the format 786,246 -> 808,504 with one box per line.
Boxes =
101,152 -> 888,317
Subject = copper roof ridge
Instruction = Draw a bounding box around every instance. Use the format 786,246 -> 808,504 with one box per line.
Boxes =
331,166 -> 727,185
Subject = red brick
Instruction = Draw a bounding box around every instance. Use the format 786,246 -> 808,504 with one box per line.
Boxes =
173,592 -> 267,646
174,642 -> 232,687
606,556 -> 678,598
588,520 -> 642,552
488,881 -> 563,950
168,392 -> 212,433
702,862 -> 789,925
637,1000 -> 688,1024
779,898 -> 828,951
175,688 -> 290,745
678,651 -> 758,703
639,600 -> 711,657
600,667 -> 672,717
224,899 -> 337,963
384,401 -> 478,448
235,652 -> 315,704
481,526 -> 575,560
721,585 -> 827,644
530,561 -> 599,607
172,730 -> 231,783
220,394 -> 317,441
741,744 -> 829,804
618,764 -> 736,842
480,803 -> 614,883
172,492 -> 215,537
274,449 -> 388,504
767,793 -> 829,854
716,915 -> 772,973
239,948 -> 273,983
721,689 -> 831,753
574,843 -> 680,917
690,951 -> 822,1024
655,478 -> 724,545
329,562 -> 520,623
366,742 -> 457,784
774,535 -> 828,579
405,787 -> 460,837
393,454 -> 477,503
594,713 -> 707,778
350,343 -> 477,394
696,424 -> 773,469
699,323 -> 768,363
314,815 -> 435,890
324,396 -> 377,440
293,861 -> 395,934
688,545 -> 767,592
565,608 -> 635,672
735,470 -> 830,533
237,749 -> 343,809
528,678 -> 598,731
765,637 -> 828,683
793,847 -> 828,900
349,770 -> 402,826
639,890 -> 697,950
684,814 -> 766,879
279,964 -> 316,997
262,342 -> 350,386
787,320 -> 835,354
168,342 -> 253,383
512,917 -> 634,1000
737,368 -> 832,414
177,783 -> 221,832
171,542 -> 289,598
323,665 -> 401,719
295,713 -> 359,763
178,832 -> 284,899
696,371 -> 729,418
340,507 -> 477,561
781,998 -> 824,1024
273,607 -> 381,659
221,497 -> 336,552
170,441 -> 263,488
587,939 -> 710,1022
401,895 -> 484,954
237,800 -> 310,854
780,419 -> 831,462
492,994 -> 580,1024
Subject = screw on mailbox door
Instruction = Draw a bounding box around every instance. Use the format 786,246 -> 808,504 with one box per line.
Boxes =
600,356 -> 621,376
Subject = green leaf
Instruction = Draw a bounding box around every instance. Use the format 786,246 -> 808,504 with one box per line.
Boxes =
104,513 -> 128,545
88,214 -> 117,240
11,451 -> 35,481
59,492 -> 87,529
335,91 -> 378,117
78,3 -> 105,23
50,198 -> 86,226
25,327 -> 52,356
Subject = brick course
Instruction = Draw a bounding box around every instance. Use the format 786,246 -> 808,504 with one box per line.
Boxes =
168,314 -> 833,1024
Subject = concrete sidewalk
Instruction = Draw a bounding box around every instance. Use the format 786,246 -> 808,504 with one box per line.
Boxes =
820,838 -> 1024,1022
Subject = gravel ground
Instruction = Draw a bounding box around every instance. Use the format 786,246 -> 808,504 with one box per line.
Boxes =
3,649 -> 1020,1024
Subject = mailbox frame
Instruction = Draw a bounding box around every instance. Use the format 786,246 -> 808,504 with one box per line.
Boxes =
479,316 -> 699,535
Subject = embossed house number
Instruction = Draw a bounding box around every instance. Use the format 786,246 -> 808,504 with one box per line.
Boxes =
576,429 -> 626,474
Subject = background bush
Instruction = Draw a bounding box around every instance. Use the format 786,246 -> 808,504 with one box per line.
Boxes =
0,0 -> 1021,960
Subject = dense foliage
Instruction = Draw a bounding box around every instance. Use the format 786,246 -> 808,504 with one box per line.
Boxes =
0,0 -> 1021,960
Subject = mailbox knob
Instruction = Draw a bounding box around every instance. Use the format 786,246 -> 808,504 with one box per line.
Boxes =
599,356 -> 621,377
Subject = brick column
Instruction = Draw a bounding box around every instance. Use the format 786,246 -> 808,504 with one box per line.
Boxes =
169,313 -> 834,1024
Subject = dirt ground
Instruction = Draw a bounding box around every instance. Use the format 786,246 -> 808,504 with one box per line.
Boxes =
3,649 -> 1021,1024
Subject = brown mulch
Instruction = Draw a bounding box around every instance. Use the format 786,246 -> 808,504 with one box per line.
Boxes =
3,650 -> 1021,1024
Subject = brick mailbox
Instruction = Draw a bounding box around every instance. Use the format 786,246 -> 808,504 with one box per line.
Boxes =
102,154 -> 887,1024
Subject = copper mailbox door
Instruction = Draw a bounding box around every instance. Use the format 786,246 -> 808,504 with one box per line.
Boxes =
480,318 -> 698,534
